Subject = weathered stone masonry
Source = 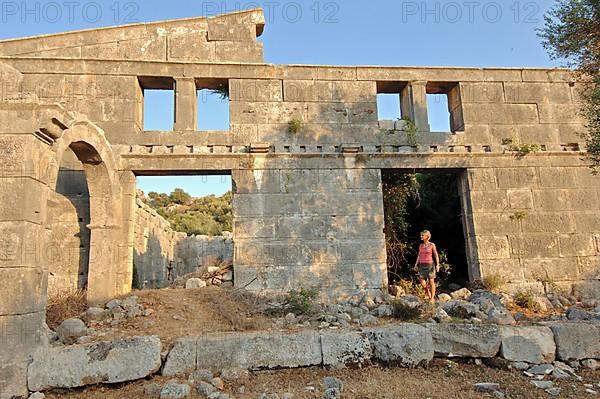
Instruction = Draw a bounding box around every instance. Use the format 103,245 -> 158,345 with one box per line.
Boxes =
0,8 -> 599,398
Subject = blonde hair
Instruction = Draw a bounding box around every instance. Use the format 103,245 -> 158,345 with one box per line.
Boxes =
420,230 -> 431,238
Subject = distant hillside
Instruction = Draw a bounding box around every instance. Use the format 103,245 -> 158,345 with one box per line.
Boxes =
139,188 -> 232,236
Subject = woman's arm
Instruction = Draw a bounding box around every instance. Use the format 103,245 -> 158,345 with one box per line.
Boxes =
432,243 -> 440,270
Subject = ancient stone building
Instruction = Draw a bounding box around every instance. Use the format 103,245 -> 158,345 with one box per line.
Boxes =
0,8 -> 598,397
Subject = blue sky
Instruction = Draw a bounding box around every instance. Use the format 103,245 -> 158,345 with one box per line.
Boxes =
1,0 -> 560,197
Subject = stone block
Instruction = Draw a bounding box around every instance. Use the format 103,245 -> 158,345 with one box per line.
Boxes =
549,323 -> 600,361
0,268 -> 46,315
463,104 -> 538,124
233,217 -> 276,239
573,212 -> 600,233
504,82 -> 572,104
162,338 -> 197,377
233,193 -> 302,217
307,103 -> 350,124
231,101 -> 307,124
507,189 -> 533,209
232,169 -> 281,194
207,22 -> 256,41
0,177 -> 47,224
521,213 -> 575,233
428,324 -> 501,358
510,234 -> 560,257
479,259 -> 523,283
533,189 -> 598,212
81,42 -> 118,59
539,168 -> 580,188
320,331 -> 372,367
476,236 -> 510,259
523,257 -> 579,282
499,326 -> 556,363
578,257 -> 600,280
364,324 -> 433,366
0,361 -> 28,399
28,336 -> 162,390
572,280 -> 600,299
496,168 -> 538,189
559,234 -> 596,257
472,213 -> 520,235
460,82 -> 505,103
229,79 -> 282,102
470,190 -> 508,212
467,168 -> 498,191
196,331 -> 322,370
214,41 -> 263,63
117,37 -> 166,62
538,104 -> 585,124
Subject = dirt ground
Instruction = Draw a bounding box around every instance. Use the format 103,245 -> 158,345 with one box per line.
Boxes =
43,360 -> 600,399
93,287 -> 273,346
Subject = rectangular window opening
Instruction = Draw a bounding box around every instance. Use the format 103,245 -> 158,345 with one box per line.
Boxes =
139,77 -> 175,131
197,79 -> 230,131
376,81 -> 409,123
426,82 -> 464,133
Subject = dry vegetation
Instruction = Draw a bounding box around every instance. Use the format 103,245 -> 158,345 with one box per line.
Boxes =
46,289 -> 88,330
43,361 -> 600,399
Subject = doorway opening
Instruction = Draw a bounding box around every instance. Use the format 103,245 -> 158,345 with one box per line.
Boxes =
382,169 -> 470,292
133,173 -> 234,289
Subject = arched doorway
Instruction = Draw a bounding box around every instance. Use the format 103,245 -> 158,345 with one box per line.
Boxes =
46,122 -> 132,304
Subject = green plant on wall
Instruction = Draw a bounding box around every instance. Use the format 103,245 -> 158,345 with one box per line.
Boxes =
209,83 -> 230,100
502,137 -> 541,157
510,210 -> 529,221
402,117 -> 418,147
288,118 -> 303,134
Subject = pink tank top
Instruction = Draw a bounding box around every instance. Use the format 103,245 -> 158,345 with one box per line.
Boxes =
418,243 -> 433,264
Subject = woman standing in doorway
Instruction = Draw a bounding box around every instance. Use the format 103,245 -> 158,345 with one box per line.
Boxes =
414,230 -> 440,304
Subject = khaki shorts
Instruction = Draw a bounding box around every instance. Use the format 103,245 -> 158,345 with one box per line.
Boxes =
418,263 -> 436,280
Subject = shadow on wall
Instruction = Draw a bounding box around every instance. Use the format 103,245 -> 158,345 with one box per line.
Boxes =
174,234 -> 234,276
48,164 -> 91,294
133,232 -> 169,289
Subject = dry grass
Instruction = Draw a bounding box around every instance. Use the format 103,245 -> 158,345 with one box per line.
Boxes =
42,362 -> 600,399
91,287 -> 273,346
46,289 -> 88,330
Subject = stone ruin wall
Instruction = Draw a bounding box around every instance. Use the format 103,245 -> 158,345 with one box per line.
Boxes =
0,8 -> 600,397
133,197 -> 233,289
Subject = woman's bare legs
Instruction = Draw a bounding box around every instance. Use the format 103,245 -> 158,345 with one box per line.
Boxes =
429,278 -> 436,303
419,278 -> 431,300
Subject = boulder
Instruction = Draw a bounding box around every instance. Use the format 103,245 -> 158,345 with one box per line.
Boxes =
438,293 -> 452,302
499,326 -> 555,363
84,307 -> 111,323
185,278 -> 207,289
196,331 -> 322,370
469,290 -> 504,308
160,380 -> 191,399
219,368 -> 249,383
364,324 -> 434,366
566,307 -> 598,321
163,338 -> 197,377
450,288 -> 472,300
487,308 -> 516,325
428,323 -> 501,358
144,383 -> 163,398
550,323 -> 600,360
321,331 -> 372,367
27,336 -> 162,391
55,318 -> 87,345
444,300 -> 479,319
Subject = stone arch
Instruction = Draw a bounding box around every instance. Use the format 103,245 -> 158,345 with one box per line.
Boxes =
46,120 -> 126,303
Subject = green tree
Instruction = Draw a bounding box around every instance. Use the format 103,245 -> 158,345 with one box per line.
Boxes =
538,0 -> 600,170
169,188 -> 192,205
